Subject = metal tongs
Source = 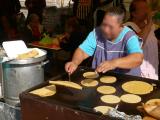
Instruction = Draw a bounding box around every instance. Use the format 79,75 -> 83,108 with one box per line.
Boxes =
67,71 -> 72,82
68,73 -> 71,81
95,71 -> 99,77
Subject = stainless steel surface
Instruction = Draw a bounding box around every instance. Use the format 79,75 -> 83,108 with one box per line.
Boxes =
0,101 -> 21,120
2,49 -> 47,106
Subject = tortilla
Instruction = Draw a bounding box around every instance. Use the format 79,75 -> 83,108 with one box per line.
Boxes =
17,49 -> 39,59
94,106 -> 113,114
144,99 -> 160,119
97,86 -> 116,94
146,99 -> 160,106
83,72 -> 99,79
144,99 -> 160,114
49,80 -> 82,90
101,95 -> 120,104
81,79 -> 98,87
100,76 -> 117,84
143,116 -> 157,120
30,85 -> 56,97
122,81 -> 153,95
120,94 -> 141,104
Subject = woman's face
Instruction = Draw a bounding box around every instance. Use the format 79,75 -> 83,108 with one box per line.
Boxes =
133,1 -> 150,21
101,14 -> 122,40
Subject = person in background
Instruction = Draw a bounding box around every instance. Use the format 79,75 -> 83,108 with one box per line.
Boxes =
0,0 -> 21,18
0,16 -> 19,43
72,0 -> 79,16
25,0 -> 46,23
155,28 -> 160,45
0,0 -> 21,37
125,0 -> 159,80
65,7 -> 143,76
59,16 -> 86,54
147,0 -> 160,11
42,7 -> 62,36
155,27 -> 160,78
22,14 -> 43,43
72,0 -> 92,25
72,0 -> 101,30
72,0 -> 113,32
16,12 -> 26,35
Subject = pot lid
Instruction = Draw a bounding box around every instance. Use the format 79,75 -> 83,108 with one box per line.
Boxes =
2,40 -> 28,59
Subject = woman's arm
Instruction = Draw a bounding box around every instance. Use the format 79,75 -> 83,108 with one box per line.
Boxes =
96,53 -> 143,73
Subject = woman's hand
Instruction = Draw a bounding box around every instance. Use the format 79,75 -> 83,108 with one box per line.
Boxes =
96,60 -> 117,73
65,61 -> 78,74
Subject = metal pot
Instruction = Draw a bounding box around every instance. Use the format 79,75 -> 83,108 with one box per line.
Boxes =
2,49 -> 47,106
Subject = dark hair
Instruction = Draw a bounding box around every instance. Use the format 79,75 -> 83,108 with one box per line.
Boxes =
129,0 -> 146,19
105,6 -> 126,24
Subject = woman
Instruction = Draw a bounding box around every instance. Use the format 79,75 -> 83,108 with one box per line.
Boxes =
93,0 -> 125,27
60,17 -> 85,52
0,16 -> 19,42
23,14 -> 43,43
25,0 -> 46,22
125,0 -> 159,80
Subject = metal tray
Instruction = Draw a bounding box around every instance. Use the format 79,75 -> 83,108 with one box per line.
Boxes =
21,66 -> 160,117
